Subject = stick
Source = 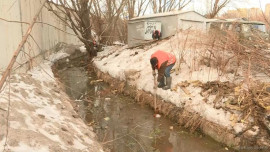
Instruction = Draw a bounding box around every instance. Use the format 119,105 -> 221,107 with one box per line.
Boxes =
0,0 -> 47,92
154,74 -> 157,113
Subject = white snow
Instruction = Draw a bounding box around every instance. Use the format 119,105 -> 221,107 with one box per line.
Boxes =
9,143 -> 49,152
79,46 -> 87,53
233,123 -> 245,134
47,51 -> 69,63
0,51 -> 103,152
73,139 -> 87,150
113,41 -> 125,46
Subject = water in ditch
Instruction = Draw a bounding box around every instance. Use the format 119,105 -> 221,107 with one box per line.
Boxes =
53,55 -> 235,152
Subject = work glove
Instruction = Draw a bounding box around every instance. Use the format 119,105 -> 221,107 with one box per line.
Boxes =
152,70 -> 156,77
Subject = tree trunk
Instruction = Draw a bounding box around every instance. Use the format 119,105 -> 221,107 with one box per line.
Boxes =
80,0 -> 96,56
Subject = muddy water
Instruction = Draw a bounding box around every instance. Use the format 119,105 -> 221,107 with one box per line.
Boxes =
54,55 -> 234,152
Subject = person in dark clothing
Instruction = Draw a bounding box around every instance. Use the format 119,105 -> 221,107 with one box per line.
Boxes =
152,30 -> 162,40
150,50 -> 176,90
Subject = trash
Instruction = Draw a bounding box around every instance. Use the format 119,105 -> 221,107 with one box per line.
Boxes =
104,117 -> 110,121
225,147 -> 229,151
169,126 -> 173,130
87,121 -> 95,126
90,79 -> 103,84
154,114 -> 161,118
111,89 -> 118,94
105,98 -> 111,101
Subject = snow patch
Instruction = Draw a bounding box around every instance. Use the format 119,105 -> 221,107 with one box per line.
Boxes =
79,46 -> 87,53
73,139 -> 87,150
9,121 -> 21,129
9,142 -> 49,152
47,52 -> 70,63
233,123 -> 246,134
35,105 -> 61,120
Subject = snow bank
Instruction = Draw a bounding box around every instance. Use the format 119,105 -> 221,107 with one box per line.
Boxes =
0,51 -> 103,152
93,34 -> 244,133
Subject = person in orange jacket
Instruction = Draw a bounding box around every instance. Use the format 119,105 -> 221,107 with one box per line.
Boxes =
150,50 -> 176,90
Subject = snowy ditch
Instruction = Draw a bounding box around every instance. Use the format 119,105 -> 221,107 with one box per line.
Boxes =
52,48 -> 233,152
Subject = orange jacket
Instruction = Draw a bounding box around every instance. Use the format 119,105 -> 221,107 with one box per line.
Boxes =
151,50 -> 176,70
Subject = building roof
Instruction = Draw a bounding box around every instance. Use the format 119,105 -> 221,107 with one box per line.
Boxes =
130,10 -> 204,21
241,21 -> 265,25
206,19 -> 227,23
206,18 -> 265,25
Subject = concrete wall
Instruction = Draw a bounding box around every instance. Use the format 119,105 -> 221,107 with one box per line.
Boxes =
0,0 -> 81,73
178,12 -> 206,31
128,21 -> 145,47
128,15 -> 178,47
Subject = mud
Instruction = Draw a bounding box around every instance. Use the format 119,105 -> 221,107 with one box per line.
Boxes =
53,55 -> 237,152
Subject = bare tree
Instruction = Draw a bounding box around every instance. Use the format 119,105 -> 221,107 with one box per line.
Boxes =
90,0 -> 127,44
206,0 -> 231,18
150,0 -> 192,13
47,0 -> 97,57
126,0 -> 150,19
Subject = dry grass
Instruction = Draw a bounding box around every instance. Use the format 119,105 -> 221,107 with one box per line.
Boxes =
170,28 -> 270,139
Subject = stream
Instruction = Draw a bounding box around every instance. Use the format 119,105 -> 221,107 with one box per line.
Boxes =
53,54 -> 234,152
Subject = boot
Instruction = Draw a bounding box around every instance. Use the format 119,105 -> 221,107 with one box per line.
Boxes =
163,77 -> 172,90
158,77 -> 165,88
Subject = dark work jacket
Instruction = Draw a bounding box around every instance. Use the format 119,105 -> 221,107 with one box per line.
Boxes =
152,61 -> 168,82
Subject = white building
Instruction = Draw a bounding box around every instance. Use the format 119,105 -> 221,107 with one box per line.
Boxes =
128,11 -> 207,47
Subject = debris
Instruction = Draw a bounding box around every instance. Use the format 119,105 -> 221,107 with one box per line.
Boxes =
84,98 -> 92,102
169,126 -> 174,130
61,127 -> 68,132
105,98 -> 111,101
225,147 -> 229,151
72,114 -> 80,118
154,114 -> 161,118
111,89 -> 118,94
90,79 -> 103,84
104,117 -> 110,121
87,121 -> 95,126
180,86 -> 191,96
38,114 -> 45,119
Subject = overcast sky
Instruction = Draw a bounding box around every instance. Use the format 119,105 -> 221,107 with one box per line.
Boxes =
184,0 -> 270,14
